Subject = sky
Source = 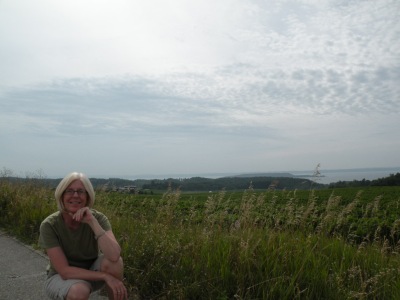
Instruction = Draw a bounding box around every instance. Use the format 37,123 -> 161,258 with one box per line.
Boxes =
0,0 -> 399,179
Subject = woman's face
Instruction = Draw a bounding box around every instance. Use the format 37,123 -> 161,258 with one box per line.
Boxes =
62,180 -> 88,214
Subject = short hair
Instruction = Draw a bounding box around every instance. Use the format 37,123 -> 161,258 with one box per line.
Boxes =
55,172 -> 95,211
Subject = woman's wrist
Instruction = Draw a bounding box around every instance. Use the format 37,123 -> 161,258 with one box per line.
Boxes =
100,271 -> 111,282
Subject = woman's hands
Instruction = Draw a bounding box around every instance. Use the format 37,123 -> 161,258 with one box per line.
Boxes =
72,207 -> 94,224
104,273 -> 128,300
69,207 -> 122,262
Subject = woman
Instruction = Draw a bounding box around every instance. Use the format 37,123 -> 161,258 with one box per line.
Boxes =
39,172 -> 128,300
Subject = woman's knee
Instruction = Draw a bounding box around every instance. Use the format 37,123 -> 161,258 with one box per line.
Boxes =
66,282 -> 91,300
101,256 -> 124,278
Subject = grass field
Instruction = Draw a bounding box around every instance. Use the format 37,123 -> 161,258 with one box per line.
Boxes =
1,177 -> 400,299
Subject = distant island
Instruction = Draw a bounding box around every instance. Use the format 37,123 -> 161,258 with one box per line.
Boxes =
232,172 -> 324,178
230,172 -> 294,178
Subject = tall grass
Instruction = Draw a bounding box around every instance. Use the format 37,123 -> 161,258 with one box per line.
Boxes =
1,173 -> 400,299
0,172 -> 55,243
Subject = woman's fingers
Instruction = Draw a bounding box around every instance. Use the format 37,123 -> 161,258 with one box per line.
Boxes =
73,207 -> 89,222
112,283 -> 128,299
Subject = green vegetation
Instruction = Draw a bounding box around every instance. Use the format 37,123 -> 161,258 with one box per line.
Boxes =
1,172 -> 400,299
138,176 -> 326,192
329,173 -> 400,188
4,175 -> 325,192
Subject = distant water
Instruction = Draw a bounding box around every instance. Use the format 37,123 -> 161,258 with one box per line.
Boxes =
291,167 -> 400,184
128,167 -> 400,185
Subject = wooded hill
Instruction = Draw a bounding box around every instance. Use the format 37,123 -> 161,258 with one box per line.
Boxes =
4,175 -> 321,191
328,172 -> 400,188
139,176 -> 321,191
3,172 -> 399,192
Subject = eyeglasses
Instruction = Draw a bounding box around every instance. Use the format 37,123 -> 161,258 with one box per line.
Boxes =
64,189 -> 87,196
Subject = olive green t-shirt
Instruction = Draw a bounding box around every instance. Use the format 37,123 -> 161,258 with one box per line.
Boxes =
39,209 -> 111,274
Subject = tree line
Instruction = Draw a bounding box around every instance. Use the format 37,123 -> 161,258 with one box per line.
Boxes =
139,176 -> 324,191
328,172 -> 400,188
2,173 -> 399,192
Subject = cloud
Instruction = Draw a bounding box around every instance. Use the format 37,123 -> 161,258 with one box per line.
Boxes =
1,60 -> 398,141
0,0 -> 399,177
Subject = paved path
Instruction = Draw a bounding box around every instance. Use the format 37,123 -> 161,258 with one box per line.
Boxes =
0,230 -> 107,300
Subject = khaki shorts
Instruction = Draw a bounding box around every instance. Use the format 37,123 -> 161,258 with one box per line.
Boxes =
44,255 -> 105,300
